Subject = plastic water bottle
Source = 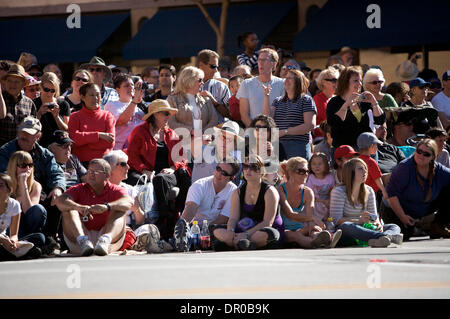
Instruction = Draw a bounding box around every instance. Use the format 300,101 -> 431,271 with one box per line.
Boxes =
325,217 -> 335,233
191,221 -> 201,250
201,220 -> 211,250
355,222 -> 378,247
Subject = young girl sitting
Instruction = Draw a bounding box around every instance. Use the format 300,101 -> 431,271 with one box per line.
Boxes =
306,152 -> 336,231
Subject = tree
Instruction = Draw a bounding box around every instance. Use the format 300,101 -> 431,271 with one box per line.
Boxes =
193,0 -> 230,56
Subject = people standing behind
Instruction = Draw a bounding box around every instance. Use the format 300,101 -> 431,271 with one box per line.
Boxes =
0,173 -> 44,261
64,69 -> 93,112
68,83 -> 115,166
238,48 -> 285,128
279,59 -> 300,79
262,69 -> 316,160
313,121 -> 333,162
385,82 -> 410,107
56,158 -> 133,256
405,78 -> 433,107
232,65 -> 252,79
384,139 -> 450,239
196,49 -> 232,121
0,64 -> 36,147
80,56 -> 118,108
104,74 -> 145,150
144,64 -> 177,103
326,66 -> 386,151
228,75 -> 244,126
237,32 -> 259,74
306,153 -> 335,226
167,66 -> 218,134
332,145 -> 359,184
34,72 -> 70,148
431,71 -> 450,129
363,68 -> 398,109
313,67 -> 340,140
426,128 -> 450,168
141,66 -> 159,97
211,155 -> 283,251
330,158 -> 403,247
277,156 -> 339,249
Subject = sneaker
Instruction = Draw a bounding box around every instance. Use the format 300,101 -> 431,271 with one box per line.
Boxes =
173,218 -> 190,252
145,224 -> 162,253
388,233 -> 404,245
311,231 -> 332,249
23,246 -> 42,260
78,237 -> 94,256
329,229 -> 342,248
42,236 -> 60,256
368,235 -> 391,248
12,241 -> 35,258
93,236 -> 110,256
237,239 -> 256,250
131,233 -> 149,252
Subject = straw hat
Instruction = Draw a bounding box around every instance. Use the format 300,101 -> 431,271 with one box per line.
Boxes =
142,99 -> 178,121
1,64 -> 29,85
80,56 -> 113,83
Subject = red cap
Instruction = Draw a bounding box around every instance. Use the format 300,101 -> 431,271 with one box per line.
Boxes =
334,145 -> 359,160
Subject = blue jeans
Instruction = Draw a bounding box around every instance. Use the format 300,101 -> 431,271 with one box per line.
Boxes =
336,222 -> 401,247
280,139 -> 311,160
19,204 -> 47,238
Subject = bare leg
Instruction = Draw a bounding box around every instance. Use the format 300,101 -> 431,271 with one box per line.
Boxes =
99,210 -> 126,244
62,210 -> 87,243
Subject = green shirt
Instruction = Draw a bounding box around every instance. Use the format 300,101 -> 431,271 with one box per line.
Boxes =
378,94 -> 398,109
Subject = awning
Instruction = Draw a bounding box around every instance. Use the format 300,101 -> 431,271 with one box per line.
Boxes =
293,0 -> 450,52
0,13 -> 129,63
123,1 -> 295,60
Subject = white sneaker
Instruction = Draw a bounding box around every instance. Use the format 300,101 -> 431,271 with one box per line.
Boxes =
78,237 -> 94,256
94,236 -> 110,256
329,229 -> 342,248
368,235 -> 391,248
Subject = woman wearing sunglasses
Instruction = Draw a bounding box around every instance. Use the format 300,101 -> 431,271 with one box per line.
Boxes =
64,69 -> 93,112
34,72 -> 71,148
6,151 -> 47,255
363,68 -> 398,109
405,78 -> 433,108
313,67 -> 340,140
330,158 -> 403,247
278,157 -> 341,249
104,74 -> 145,150
211,155 -> 283,250
384,139 -> 450,240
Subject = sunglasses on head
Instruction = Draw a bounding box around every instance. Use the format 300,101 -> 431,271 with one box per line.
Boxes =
88,67 -> 103,73
369,80 -> 384,85
416,148 -> 432,157
215,165 -> 233,177
294,168 -> 309,175
324,78 -> 338,83
74,76 -> 89,83
242,163 -> 261,172
42,87 -> 56,93
18,163 -> 34,169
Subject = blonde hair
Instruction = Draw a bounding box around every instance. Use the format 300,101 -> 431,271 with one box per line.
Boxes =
363,68 -> 385,91
258,48 -> 279,64
17,52 -> 37,69
41,72 -> 61,97
316,67 -> 340,91
7,151 -> 36,197
341,158 -> 368,208
175,66 -> 204,94
280,156 -> 308,181
414,138 -> 438,201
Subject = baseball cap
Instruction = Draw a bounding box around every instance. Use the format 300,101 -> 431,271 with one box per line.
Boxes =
334,145 -> 359,160
52,130 -> 74,145
18,117 -> 42,135
357,132 -> 383,149
443,70 -> 450,81
409,77 -> 431,89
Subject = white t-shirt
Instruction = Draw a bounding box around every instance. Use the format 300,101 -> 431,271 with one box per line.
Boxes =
0,198 -> 21,235
431,91 -> 450,117
120,182 -> 139,226
236,76 -> 285,120
185,176 -> 237,224
104,100 -> 145,150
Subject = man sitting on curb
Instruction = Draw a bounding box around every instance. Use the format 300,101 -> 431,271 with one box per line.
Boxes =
174,160 -> 240,252
56,158 -> 132,256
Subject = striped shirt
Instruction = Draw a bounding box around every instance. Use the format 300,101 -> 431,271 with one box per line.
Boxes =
329,185 -> 377,223
202,79 -> 231,123
272,94 -> 317,142
237,52 -> 258,71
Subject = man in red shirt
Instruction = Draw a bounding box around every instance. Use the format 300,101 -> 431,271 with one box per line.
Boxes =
56,158 -> 132,256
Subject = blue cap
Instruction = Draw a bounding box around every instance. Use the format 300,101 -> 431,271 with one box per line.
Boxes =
443,70 -> 450,81
409,77 -> 431,88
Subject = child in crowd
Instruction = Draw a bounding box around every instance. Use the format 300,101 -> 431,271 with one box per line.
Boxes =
313,121 -> 333,162
228,75 -> 244,127
306,153 -> 335,231
356,132 -> 389,200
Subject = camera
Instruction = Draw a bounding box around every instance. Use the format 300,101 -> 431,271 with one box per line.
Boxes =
141,82 -> 154,91
357,94 -> 366,102
48,103 -> 56,110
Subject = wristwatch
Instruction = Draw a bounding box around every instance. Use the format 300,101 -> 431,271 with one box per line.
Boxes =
284,128 -> 288,135
105,202 -> 111,211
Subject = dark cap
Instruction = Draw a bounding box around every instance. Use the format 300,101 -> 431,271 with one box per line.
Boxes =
53,130 -> 74,145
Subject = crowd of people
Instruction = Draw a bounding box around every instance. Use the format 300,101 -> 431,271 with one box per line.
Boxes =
0,37 -> 449,261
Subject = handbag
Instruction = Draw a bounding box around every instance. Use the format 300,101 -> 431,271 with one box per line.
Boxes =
135,173 -> 159,224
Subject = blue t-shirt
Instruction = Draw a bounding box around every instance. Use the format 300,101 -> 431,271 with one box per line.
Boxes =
386,156 -> 450,218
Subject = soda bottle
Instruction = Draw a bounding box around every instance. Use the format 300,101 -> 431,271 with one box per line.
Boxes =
355,222 -> 379,246
190,221 -> 201,250
201,220 -> 211,250
325,217 -> 335,233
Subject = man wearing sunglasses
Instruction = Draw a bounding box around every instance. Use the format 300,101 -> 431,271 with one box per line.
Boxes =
173,161 -> 240,252
196,49 -> 231,122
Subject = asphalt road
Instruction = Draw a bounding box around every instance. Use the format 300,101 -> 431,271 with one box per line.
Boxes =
1,237 -> 449,301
